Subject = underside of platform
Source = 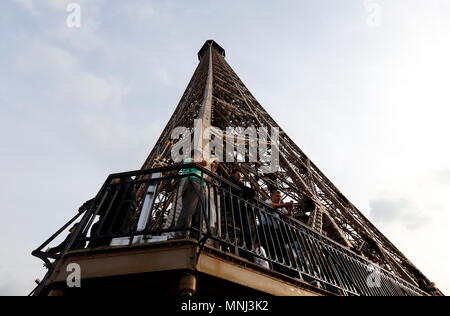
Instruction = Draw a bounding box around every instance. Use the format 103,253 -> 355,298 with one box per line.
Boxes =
42,240 -> 328,296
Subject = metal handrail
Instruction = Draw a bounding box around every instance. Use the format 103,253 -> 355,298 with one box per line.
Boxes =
31,163 -> 428,296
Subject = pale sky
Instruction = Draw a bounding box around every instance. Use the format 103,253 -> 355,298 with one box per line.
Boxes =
1,0 -> 449,295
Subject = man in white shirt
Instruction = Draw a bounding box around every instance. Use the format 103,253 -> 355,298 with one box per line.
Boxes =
264,191 -> 294,218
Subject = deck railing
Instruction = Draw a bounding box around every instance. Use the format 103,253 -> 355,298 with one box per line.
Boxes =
31,164 -> 427,296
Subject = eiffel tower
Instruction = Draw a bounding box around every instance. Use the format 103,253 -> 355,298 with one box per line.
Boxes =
142,40 -> 430,284
31,40 -> 440,297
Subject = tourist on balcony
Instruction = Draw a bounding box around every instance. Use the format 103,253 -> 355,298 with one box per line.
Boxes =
170,149 -> 208,240
110,177 -> 137,236
264,191 -> 294,218
259,190 -> 296,271
88,177 -> 136,247
226,169 -> 257,256
204,158 -> 220,238
418,279 -> 443,296
227,169 -> 256,200
46,223 -> 85,255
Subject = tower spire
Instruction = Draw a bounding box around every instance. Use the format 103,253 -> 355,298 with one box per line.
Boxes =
198,40 -> 226,61
194,41 -> 214,161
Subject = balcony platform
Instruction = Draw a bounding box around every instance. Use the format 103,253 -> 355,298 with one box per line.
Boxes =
32,164 -> 429,296
43,239 -> 330,296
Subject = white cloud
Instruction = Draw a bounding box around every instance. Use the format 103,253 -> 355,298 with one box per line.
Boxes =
136,2 -> 156,21
50,18 -> 102,51
370,197 -> 431,230
45,0 -> 106,11
113,0 -> 156,22
12,0 -> 40,16
433,170 -> 450,185
18,40 -> 129,109
47,0 -> 106,51
45,0 -> 71,10
12,0 -> 107,51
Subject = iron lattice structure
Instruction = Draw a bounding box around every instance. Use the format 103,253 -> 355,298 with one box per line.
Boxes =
141,40 -> 430,286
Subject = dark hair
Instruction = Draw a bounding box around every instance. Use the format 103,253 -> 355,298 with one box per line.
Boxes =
270,190 -> 281,197
232,169 -> 241,175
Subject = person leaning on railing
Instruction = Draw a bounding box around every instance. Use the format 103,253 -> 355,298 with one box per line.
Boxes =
87,177 -> 136,248
264,191 -> 294,217
46,223 -> 86,255
44,196 -> 95,255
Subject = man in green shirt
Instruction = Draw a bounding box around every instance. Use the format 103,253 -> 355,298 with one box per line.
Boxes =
182,156 -> 207,183
173,150 -> 208,239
